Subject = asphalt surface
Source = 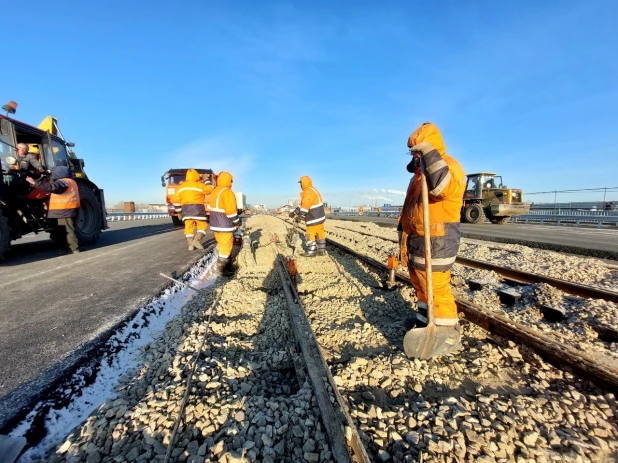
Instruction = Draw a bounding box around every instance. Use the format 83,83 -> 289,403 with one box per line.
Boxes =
0,218 -> 213,430
331,215 -> 618,260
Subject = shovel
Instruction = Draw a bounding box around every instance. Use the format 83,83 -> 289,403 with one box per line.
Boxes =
403,154 -> 461,359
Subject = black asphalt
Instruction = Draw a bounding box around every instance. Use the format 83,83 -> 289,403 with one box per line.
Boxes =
331,215 -> 618,260
0,219 -> 213,430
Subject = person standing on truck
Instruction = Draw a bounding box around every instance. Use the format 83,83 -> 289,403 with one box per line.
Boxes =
174,169 -> 212,251
289,176 -> 327,257
398,122 -> 465,330
26,166 -> 80,254
209,171 -> 240,274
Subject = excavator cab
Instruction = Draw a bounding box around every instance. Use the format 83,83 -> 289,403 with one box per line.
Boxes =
461,172 -> 528,224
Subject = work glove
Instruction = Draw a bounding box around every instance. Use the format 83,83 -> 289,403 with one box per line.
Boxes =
289,211 -> 296,219
294,215 -> 302,224
410,142 -> 435,155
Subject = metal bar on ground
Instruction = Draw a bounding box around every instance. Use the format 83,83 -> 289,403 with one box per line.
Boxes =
270,243 -> 370,463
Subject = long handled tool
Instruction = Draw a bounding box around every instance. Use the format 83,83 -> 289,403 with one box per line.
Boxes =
403,155 -> 461,359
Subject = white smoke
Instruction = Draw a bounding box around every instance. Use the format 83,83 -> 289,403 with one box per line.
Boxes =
372,188 -> 406,195
362,194 -> 392,202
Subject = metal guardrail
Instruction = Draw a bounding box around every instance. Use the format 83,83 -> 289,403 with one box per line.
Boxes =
331,210 -> 618,228
106,212 -> 168,222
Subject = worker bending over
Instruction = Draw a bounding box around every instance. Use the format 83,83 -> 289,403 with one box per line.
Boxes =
399,122 -> 465,329
174,169 -> 212,251
209,171 -> 240,274
290,176 -> 326,257
26,166 -> 81,254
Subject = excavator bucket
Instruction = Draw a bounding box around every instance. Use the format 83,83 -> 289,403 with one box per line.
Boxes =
403,324 -> 461,359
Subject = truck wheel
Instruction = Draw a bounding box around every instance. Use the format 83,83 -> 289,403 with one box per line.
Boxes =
75,184 -> 103,244
490,216 -> 511,225
463,204 -> 486,224
0,210 -> 11,260
172,215 -> 183,226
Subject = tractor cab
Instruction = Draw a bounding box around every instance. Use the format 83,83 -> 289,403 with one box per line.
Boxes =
464,173 -> 504,200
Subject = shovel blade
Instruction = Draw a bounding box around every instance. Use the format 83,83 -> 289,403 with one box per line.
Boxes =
403,324 -> 462,359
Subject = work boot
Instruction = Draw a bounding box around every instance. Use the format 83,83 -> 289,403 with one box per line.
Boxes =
215,256 -> 228,274
404,302 -> 428,330
317,239 -> 327,256
187,237 -> 195,251
301,240 -> 317,257
191,233 -> 204,250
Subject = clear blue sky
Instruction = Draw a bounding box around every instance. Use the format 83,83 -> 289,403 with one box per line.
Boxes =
3,1 -> 618,208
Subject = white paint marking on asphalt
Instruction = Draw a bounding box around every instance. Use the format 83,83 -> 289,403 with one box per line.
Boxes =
0,229 -> 181,289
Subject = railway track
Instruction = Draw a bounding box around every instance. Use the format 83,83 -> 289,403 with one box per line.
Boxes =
267,216 -> 618,462
329,224 -> 618,303
26,215 -> 618,463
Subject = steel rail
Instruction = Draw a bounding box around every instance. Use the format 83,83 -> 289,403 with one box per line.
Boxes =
329,224 -> 618,303
325,238 -> 618,395
269,242 -> 371,463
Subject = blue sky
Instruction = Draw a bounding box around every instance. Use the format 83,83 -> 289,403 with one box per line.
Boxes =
3,0 -> 618,208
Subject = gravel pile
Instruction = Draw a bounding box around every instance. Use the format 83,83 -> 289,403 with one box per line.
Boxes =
44,219 -> 333,463
267,216 -> 618,462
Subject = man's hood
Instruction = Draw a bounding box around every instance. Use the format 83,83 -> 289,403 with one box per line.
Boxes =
300,176 -> 312,190
186,169 -> 200,182
52,166 -> 71,180
407,122 -> 446,156
218,171 -> 233,188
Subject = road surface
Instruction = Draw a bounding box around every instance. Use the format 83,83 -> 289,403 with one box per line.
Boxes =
331,215 -> 618,260
0,219 -> 213,430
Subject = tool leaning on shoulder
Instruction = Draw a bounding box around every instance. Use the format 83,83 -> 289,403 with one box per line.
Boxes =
399,122 -> 466,359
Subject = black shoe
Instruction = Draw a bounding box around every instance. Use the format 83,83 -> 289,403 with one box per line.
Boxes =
403,317 -> 416,330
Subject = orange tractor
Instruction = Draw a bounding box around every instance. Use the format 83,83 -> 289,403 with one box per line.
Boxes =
161,168 -> 216,226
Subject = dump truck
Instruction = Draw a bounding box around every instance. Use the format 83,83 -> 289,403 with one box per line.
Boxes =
0,101 -> 107,259
161,168 -> 216,226
461,172 -> 530,224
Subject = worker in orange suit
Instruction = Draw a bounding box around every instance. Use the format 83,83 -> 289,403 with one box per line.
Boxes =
398,122 -> 465,330
290,176 -> 326,257
209,171 -> 240,274
174,169 -> 212,251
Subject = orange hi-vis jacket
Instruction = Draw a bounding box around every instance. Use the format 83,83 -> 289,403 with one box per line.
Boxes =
298,176 -> 326,225
48,178 -> 80,219
399,123 -> 465,272
209,171 -> 240,232
174,169 -> 212,220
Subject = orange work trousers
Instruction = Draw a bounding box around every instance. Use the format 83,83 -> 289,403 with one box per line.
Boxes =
184,219 -> 207,237
408,267 -> 458,325
306,223 -> 326,241
214,231 -> 234,259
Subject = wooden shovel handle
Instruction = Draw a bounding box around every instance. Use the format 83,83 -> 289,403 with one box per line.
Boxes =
419,155 -> 434,325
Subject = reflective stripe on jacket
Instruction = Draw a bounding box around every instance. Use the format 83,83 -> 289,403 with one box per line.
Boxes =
48,178 -> 80,219
299,177 -> 326,226
209,186 -> 239,232
173,169 -> 212,220
400,123 -> 465,272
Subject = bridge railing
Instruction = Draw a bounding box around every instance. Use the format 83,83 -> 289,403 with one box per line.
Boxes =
106,212 -> 169,222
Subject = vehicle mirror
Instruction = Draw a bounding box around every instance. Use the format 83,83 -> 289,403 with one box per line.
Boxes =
161,175 -> 165,187
0,119 -> 9,136
6,156 -> 17,165
66,142 -> 75,147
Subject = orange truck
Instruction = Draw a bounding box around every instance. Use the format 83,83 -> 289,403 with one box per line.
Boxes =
161,168 -> 216,226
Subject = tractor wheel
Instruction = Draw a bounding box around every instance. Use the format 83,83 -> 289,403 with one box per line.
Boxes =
0,209 -> 11,260
463,204 -> 486,224
75,184 -> 103,244
490,216 -> 511,225
172,215 -> 183,226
